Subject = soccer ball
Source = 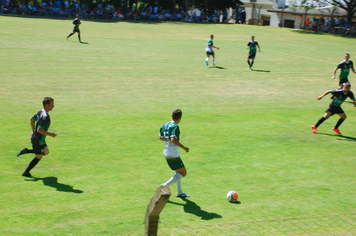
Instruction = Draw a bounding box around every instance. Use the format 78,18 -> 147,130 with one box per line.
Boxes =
227,190 -> 238,202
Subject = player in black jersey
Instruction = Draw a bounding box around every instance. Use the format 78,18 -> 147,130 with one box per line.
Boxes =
67,14 -> 82,42
17,97 -> 57,177
246,36 -> 261,70
311,83 -> 356,135
332,53 -> 356,88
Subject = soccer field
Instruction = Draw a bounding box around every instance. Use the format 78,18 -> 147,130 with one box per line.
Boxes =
1,15 -> 356,235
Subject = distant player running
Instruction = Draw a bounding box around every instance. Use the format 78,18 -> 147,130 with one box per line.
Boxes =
311,83 -> 356,135
67,14 -> 82,42
332,53 -> 356,88
205,34 -> 219,66
246,36 -> 261,70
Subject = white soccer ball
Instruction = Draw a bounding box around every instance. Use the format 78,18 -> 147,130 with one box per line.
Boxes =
227,190 -> 238,202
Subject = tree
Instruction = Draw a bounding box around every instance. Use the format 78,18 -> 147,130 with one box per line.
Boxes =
291,0 -> 356,23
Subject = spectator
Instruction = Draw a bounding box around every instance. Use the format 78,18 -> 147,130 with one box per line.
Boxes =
305,17 -> 311,28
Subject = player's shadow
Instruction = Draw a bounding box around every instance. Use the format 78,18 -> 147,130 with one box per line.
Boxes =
25,177 -> 83,194
252,69 -> 270,73
209,66 -> 227,70
317,133 -> 356,142
80,41 -> 89,44
168,199 -> 222,220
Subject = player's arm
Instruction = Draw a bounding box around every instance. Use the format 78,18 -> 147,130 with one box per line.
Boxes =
317,90 -> 331,100
213,45 -> 219,50
37,128 -> 57,137
170,136 -> 189,153
257,44 -> 261,52
30,117 -> 36,131
331,67 -> 338,80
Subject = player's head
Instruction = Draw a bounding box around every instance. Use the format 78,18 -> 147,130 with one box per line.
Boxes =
251,36 -> 255,41
76,14 -> 79,18
43,97 -> 54,111
345,53 -> 350,60
342,82 -> 351,92
210,34 -> 214,39
172,109 -> 182,122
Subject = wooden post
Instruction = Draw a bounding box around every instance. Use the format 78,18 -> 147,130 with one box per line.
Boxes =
144,186 -> 171,236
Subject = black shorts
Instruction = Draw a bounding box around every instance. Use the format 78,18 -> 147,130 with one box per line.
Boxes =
73,26 -> 80,33
165,156 -> 185,170
32,142 -> 47,155
247,53 -> 256,59
339,78 -> 350,87
326,104 -> 344,115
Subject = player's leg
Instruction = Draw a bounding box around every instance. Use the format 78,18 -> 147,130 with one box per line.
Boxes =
17,147 -> 35,157
67,30 -> 75,40
250,58 -> 255,68
22,144 -> 46,177
311,111 -> 332,134
77,31 -> 81,42
206,53 -> 210,66
212,54 -> 216,65
333,113 -> 346,134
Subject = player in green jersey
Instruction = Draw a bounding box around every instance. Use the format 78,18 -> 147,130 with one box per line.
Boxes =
205,34 -> 220,66
17,97 -> 57,177
332,53 -> 356,87
311,83 -> 356,135
246,36 -> 261,70
159,109 -> 190,198
67,14 -> 82,42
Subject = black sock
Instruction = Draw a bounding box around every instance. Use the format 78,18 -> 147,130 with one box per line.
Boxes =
26,149 -> 35,154
250,61 -> 254,67
334,118 -> 345,129
247,61 -> 251,66
67,33 -> 74,38
78,35 -> 81,41
24,157 -> 40,173
315,117 -> 326,128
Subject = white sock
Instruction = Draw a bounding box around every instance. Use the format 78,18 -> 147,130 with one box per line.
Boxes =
162,173 -> 183,186
213,58 -> 215,63
206,57 -> 209,62
176,179 -> 183,195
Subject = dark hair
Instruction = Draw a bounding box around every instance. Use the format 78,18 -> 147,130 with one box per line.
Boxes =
43,97 -> 54,107
172,109 -> 182,120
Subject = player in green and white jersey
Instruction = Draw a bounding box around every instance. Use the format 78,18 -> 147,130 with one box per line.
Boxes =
246,35 -> 261,70
17,97 -> 57,177
205,34 -> 219,66
332,53 -> 356,87
66,14 -> 82,42
311,83 -> 356,135
159,109 -> 190,198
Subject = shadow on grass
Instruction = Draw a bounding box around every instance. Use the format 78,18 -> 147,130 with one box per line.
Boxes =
209,65 -> 227,70
291,29 -> 356,39
168,199 -> 222,220
252,69 -> 270,73
80,41 -> 89,44
26,176 -> 83,193
317,132 -> 356,142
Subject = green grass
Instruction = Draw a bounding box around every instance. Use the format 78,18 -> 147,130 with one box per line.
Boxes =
1,15 -> 356,235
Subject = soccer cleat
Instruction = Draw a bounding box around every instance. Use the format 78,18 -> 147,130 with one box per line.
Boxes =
248,67 -> 252,70
332,128 -> 341,135
177,193 -> 190,198
22,172 -> 33,178
206,61 -> 209,66
17,147 -> 28,157
311,125 -> 317,134
213,63 -> 216,66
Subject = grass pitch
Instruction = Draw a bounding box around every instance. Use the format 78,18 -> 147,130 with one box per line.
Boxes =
1,15 -> 356,235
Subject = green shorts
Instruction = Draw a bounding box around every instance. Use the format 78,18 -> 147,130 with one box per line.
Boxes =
206,51 -> 214,56
165,156 -> 185,170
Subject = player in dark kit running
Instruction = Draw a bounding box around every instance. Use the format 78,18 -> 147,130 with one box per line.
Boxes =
332,53 -> 356,88
17,97 -> 57,177
67,14 -> 82,42
311,83 -> 356,135
246,35 -> 261,70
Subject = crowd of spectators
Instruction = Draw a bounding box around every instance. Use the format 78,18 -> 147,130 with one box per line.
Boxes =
1,0 -> 233,23
304,16 -> 356,36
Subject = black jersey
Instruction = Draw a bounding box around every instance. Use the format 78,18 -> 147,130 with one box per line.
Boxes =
31,109 -> 51,145
336,60 -> 354,79
330,89 -> 355,107
73,18 -> 80,26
